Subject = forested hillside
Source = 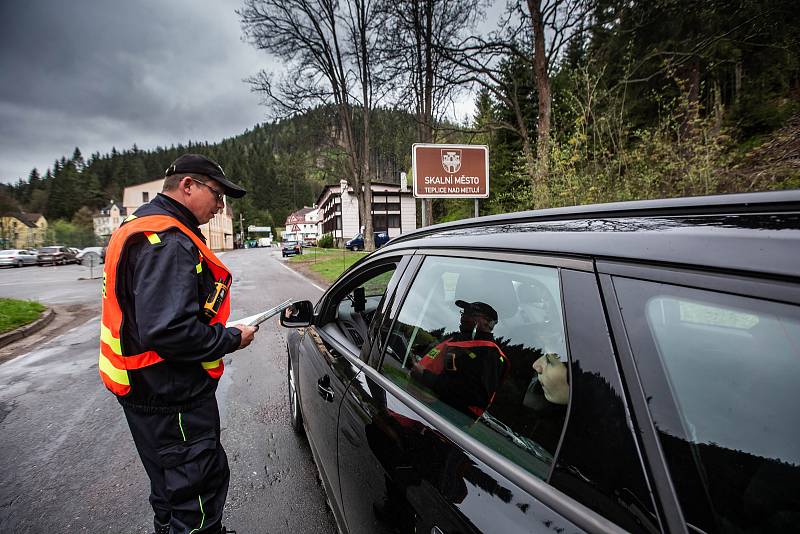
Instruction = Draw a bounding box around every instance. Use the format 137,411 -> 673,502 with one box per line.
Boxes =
3,0 -> 798,244
1,106 -> 418,244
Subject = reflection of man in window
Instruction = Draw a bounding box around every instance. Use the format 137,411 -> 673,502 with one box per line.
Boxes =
410,300 -> 509,419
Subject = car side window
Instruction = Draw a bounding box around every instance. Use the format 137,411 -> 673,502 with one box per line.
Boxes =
379,255 -> 569,479
329,263 -> 398,350
613,277 -> 800,533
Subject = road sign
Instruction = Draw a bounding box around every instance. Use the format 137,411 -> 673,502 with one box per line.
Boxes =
412,144 -> 489,198
291,224 -> 300,232
248,226 -> 272,232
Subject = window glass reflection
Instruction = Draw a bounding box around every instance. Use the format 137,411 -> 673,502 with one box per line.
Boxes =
380,256 -> 569,479
616,278 -> 800,532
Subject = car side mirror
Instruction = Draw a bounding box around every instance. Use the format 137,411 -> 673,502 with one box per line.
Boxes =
280,300 -> 314,327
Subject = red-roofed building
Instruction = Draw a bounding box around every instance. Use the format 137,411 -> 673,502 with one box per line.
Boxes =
284,206 -> 320,244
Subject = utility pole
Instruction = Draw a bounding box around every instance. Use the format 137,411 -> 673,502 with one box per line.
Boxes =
239,212 -> 245,247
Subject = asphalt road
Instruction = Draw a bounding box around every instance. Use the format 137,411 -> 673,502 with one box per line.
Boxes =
0,247 -> 335,533
0,261 -> 105,304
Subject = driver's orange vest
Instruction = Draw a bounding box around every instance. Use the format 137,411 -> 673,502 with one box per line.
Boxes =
99,214 -> 231,397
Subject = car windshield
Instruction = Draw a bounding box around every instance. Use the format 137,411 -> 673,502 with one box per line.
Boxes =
284,241 -> 298,246
39,247 -> 59,253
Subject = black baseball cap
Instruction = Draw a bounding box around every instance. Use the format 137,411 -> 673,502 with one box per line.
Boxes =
165,154 -> 247,198
455,300 -> 498,321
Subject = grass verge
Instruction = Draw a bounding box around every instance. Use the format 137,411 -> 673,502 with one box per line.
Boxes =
0,298 -> 46,334
288,247 -> 368,284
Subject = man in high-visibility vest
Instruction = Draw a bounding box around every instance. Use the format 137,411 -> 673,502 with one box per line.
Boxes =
409,300 -> 509,419
99,154 -> 258,534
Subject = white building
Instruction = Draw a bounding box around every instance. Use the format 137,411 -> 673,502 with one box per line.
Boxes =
122,179 -> 235,251
93,201 -> 127,244
283,206 -> 321,243
316,179 -> 416,246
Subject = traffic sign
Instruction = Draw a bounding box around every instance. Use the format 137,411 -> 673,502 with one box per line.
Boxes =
412,144 -> 489,198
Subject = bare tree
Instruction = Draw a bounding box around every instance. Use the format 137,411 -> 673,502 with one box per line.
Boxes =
382,0 -> 482,224
239,0 -> 385,250
441,0 -> 593,207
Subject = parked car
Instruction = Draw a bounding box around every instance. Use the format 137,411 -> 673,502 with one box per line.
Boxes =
278,190 -> 800,534
76,246 -> 105,265
36,246 -> 78,266
344,231 -> 390,251
281,240 -> 302,257
303,237 -> 317,247
0,249 -> 38,267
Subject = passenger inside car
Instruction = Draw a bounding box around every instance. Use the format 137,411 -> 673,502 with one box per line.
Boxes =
530,352 -> 569,406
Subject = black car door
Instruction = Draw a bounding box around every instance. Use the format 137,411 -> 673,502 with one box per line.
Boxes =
295,254 -> 410,524
336,252 -> 634,534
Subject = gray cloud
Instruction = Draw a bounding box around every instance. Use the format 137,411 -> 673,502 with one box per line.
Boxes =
0,0 -> 274,182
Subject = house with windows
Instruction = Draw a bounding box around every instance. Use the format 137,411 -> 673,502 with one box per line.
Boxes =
122,178 -> 234,250
0,212 -> 48,249
316,179 -> 416,246
93,201 -> 127,244
283,206 -> 321,243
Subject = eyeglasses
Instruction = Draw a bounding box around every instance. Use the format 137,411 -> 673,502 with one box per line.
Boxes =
191,178 -> 225,202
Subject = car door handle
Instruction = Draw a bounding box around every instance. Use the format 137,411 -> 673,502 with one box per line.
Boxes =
317,375 -> 334,402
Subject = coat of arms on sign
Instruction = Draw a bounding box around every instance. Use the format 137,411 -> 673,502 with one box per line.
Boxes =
441,149 -> 462,173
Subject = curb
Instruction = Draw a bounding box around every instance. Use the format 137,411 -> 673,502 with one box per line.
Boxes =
0,307 -> 56,349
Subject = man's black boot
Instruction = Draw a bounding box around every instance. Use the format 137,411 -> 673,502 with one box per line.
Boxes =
152,518 -> 169,534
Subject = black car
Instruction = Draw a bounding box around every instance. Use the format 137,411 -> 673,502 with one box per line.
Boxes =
279,191 -> 800,534
345,231 -> 390,251
282,240 -> 303,257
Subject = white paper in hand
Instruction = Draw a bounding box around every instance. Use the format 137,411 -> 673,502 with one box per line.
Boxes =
229,299 -> 294,327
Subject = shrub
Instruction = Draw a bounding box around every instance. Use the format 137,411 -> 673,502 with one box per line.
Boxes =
317,233 -> 334,248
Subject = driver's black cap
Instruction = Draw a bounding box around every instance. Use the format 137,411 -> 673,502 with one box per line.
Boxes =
165,154 -> 246,198
455,300 -> 498,321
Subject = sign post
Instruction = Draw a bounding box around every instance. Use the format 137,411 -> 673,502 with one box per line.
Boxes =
412,144 -> 489,225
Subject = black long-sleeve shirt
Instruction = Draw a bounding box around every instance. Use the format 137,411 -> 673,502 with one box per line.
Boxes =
117,193 -> 241,412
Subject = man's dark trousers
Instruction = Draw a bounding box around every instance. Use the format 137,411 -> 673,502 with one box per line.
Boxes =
122,395 -> 229,533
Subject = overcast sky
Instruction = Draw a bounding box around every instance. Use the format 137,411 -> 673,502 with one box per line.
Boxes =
0,1 -> 497,186
0,0 -> 270,184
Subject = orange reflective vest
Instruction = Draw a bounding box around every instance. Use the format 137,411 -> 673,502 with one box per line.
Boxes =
99,214 -> 231,397
414,338 -> 510,418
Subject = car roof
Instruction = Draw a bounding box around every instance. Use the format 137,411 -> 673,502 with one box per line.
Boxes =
381,190 -> 800,280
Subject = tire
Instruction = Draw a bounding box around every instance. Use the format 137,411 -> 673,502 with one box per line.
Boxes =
288,355 -> 304,434
15,260 -> 22,268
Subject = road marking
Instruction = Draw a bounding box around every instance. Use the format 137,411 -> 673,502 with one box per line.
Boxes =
277,261 -> 325,292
